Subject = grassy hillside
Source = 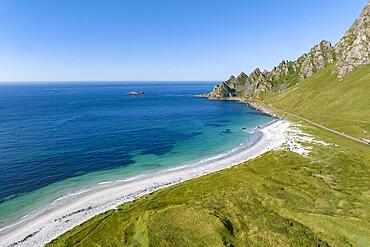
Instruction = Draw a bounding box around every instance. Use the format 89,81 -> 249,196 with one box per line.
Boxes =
261,64 -> 370,140
47,122 -> 370,247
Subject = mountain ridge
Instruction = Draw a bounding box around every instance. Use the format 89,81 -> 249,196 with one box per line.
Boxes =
205,1 -> 370,99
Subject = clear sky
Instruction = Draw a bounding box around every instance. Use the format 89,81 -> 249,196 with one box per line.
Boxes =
0,0 -> 367,82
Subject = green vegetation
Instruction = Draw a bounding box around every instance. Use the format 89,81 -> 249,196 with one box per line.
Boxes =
262,64 -> 370,140
47,119 -> 370,246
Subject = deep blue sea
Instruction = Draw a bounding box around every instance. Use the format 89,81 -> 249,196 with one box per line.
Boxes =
0,82 -> 273,227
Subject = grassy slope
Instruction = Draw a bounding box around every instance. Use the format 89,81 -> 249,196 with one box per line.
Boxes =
48,66 -> 370,247
262,64 -> 370,140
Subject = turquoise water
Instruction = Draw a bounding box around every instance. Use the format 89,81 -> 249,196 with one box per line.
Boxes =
0,82 -> 273,228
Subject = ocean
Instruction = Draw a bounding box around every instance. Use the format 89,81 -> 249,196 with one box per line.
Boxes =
0,82 -> 273,228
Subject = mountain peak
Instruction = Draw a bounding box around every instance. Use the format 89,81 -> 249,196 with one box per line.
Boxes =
236,72 -> 248,79
298,39 -> 335,80
334,1 -> 370,78
228,75 -> 236,80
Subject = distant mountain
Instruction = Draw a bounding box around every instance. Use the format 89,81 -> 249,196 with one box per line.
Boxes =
205,1 -> 369,99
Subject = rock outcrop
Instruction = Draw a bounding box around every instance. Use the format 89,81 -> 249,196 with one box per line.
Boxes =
334,1 -> 370,78
127,91 -> 144,95
206,1 -> 370,99
207,68 -> 272,98
298,40 -> 336,80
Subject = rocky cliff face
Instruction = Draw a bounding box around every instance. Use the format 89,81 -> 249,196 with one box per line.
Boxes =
298,41 -> 336,80
207,68 -> 272,98
266,40 -> 335,84
207,1 -> 369,99
208,40 -> 335,98
334,1 -> 370,78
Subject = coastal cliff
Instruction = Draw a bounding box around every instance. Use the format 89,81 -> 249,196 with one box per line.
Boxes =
205,2 -> 370,99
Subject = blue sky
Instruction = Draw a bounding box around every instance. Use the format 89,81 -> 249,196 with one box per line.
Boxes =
0,0 -> 367,82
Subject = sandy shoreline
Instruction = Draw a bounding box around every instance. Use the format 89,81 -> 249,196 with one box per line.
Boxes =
0,120 -> 290,247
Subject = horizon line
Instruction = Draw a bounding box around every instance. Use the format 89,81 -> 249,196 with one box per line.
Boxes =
0,80 -> 222,84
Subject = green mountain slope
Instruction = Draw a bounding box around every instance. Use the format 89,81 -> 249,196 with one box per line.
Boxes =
261,64 -> 370,140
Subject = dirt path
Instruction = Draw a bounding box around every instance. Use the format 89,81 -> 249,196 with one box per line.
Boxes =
256,101 -> 370,146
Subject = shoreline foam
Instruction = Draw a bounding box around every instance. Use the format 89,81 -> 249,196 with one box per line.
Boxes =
0,120 -> 290,247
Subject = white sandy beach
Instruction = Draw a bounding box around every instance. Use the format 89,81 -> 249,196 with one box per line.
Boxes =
0,120 -> 290,247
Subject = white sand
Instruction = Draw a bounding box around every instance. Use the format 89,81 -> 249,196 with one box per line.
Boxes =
0,120 -> 290,247
283,123 -> 333,156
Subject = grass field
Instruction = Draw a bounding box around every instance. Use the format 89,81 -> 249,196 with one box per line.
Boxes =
261,64 -> 370,140
47,65 -> 370,247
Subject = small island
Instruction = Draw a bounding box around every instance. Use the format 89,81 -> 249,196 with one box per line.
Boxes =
127,91 -> 144,95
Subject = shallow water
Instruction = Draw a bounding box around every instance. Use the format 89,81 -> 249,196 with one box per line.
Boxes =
0,82 -> 273,227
